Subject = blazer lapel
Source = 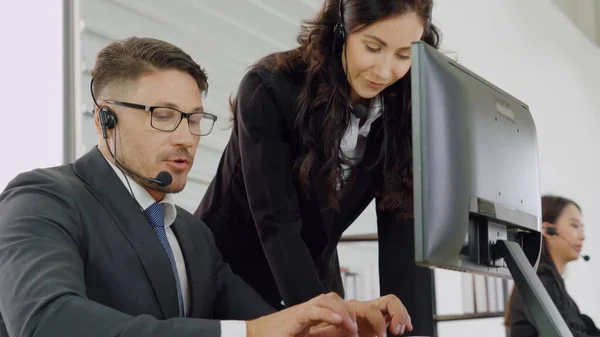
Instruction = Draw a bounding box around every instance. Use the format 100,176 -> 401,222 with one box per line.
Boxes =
73,147 -> 180,319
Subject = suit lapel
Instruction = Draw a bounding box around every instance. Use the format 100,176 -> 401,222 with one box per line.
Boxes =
73,147 -> 180,319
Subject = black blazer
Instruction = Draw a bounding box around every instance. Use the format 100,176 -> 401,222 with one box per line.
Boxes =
196,61 -> 434,334
509,259 -> 600,337
0,148 -> 274,337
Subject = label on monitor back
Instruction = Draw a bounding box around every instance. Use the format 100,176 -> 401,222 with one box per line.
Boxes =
495,99 -> 516,122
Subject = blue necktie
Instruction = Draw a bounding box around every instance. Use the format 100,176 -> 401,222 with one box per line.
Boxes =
144,202 -> 184,317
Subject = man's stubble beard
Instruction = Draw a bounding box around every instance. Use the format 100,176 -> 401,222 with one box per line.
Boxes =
130,174 -> 184,194
116,135 -> 185,195
122,159 -> 186,195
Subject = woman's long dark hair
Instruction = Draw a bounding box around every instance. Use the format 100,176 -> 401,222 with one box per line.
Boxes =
233,0 -> 441,212
503,195 -> 582,327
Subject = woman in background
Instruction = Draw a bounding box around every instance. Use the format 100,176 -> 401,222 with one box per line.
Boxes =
505,195 -> 600,337
195,0 -> 440,334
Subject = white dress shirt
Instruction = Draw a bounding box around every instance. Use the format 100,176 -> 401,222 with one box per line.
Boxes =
339,95 -> 383,185
104,156 -> 246,337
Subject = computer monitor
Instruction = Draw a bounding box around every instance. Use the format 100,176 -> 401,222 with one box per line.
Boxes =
411,41 -> 541,277
410,41 -> 573,337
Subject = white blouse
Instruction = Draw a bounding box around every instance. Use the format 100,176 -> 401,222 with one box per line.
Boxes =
339,95 -> 383,186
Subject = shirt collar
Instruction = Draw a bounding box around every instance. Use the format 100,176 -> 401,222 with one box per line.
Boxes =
103,155 -> 178,228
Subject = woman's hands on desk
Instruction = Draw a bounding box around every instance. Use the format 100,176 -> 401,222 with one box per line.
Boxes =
245,292 -> 411,337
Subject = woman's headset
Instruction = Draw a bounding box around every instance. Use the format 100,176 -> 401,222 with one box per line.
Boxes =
332,0 -> 347,54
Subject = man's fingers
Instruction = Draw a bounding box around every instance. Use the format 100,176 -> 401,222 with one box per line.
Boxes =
375,295 -> 412,335
405,315 -> 413,332
309,325 -> 341,337
313,293 -> 357,333
389,310 -> 410,334
362,303 -> 388,337
298,305 -> 344,327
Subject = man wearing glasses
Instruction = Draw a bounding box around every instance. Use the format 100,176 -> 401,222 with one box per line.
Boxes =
0,37 -> 411,337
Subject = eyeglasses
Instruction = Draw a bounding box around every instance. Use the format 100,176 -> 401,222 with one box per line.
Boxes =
105,100 -> 217,136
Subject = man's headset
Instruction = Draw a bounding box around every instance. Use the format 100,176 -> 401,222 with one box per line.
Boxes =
545,226 -> 590,261
90,79 -> 172,188
98,106 -> 117,139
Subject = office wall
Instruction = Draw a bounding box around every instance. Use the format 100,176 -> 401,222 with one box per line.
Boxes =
339,0 -> 600,335
0,2 -> 64,190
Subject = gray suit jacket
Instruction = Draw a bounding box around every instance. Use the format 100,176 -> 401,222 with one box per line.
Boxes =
0,148 -> 275,337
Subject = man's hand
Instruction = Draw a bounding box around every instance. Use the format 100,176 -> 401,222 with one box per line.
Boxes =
309,294 -> 412,337
246,292 -> 358,337
359,294 -> 412,336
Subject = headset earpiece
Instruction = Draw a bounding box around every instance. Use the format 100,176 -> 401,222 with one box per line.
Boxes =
545,226 -> 557,236
332,0 -> 346,54
333,22 -> 346,53
98,106 -> 117,139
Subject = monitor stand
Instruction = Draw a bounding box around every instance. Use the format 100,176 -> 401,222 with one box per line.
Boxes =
494,240 -> 573,337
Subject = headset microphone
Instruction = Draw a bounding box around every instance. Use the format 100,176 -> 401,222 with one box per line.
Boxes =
154,171 -> 173,187
545,227 -> 590,261
352,104 -> 369,119
116,163 -> 173,188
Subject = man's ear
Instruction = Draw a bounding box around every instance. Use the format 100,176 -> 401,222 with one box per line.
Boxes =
93,106 -> 102,133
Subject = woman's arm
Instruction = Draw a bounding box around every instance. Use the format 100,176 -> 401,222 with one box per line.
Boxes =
375,198 -> 435,337
235,70 -> 328,306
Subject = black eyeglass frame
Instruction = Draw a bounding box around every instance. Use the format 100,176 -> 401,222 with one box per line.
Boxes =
105,100 -> 217,136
